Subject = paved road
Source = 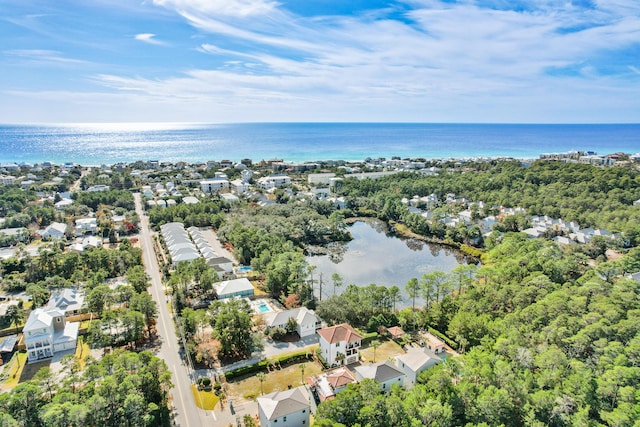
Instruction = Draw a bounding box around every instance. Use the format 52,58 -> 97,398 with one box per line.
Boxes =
134,194 -> 215,427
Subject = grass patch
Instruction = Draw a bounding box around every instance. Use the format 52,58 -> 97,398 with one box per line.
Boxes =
360,338 -> 404,364
0,351 -> 27,391
226,360 -> 323,402
75,336 -> 91,370
191,384 -> 220,410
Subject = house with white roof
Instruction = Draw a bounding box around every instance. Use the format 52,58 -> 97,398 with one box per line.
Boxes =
317,323 -> 362,366
46,288 -> 86,316
257,387 -> 310,427
214,278 -> 254,299
354,360 -> 406,392
308,367 -> 356,402
257,174 -> 291,190
23,308 -> 78,363
200,178 -> 229,193
39,222 -> 67,239
263,307 -> 322,338
75,217 -> 98,236
395,347 -> 443,387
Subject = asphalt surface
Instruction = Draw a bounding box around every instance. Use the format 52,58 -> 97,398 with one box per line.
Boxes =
134,194 -> 217,427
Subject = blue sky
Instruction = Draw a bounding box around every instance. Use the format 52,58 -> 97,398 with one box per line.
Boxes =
1,0 -> 639,123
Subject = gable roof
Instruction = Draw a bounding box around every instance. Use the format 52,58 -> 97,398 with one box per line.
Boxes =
263,307 -> 319,328
215,278 -> 254,296
47,288 -> 85,313
396,347 -> 442,372
257,387 -> 309,420
355,360 -> 405,383
317,323 -> 362,344
23,308 -> 64,332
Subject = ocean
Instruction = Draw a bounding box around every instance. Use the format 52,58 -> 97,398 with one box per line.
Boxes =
0,122 -> 638,165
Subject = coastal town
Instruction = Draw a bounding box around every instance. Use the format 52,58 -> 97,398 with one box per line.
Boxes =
1,149 -> 640,427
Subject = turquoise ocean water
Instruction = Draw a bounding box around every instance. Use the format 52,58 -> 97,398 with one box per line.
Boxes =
0,123 -> 638,165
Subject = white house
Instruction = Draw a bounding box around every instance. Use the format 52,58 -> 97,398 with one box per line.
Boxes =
39,222 -> 67,239
230,179 -> 251,195
317,323 -> 362,366
257,387 -> 310,427
75,217 -> 98,236
263,307 -> 322,338
0,175 -> 16,185
256,174 -> 291,190
200,179 -> 229,193
214,278 -> 254,299
395,347 -> 442,387
354,360 -> 406,392
23,308 -> 79,363
308,173 -> 336,185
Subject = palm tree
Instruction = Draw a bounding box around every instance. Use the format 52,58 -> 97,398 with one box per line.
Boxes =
299,363 -> 306,385
335,352 -> 346,366
257,372 -> 267,395
370,340 -> 380,363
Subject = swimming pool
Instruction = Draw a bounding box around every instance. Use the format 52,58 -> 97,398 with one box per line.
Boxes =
237,266 -> 252,273
258,302 -> 271,313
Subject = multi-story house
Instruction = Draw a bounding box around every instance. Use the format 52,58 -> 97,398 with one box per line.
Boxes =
317,323 -> 362,366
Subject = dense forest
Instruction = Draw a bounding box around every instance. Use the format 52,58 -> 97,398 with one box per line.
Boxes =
340,161 -> 640,246
0,350 -> 172,427
305,160 -> 640,426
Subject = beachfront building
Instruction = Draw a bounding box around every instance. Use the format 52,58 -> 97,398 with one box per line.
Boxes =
257,387 -> 310,427
395,347 -> 442,388
263,307 -> 322,338
23,308 -> 79,363
317,323 -> 362,366
354,360 -> 406,392
214,278 -> 254,299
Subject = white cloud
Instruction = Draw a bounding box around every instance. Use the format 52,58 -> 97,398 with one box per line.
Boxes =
153,0 -> 280,17
4,49 -> 89,65
135,33 -> 166,45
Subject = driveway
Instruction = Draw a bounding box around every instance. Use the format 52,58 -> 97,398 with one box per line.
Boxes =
262,334 -> 319,358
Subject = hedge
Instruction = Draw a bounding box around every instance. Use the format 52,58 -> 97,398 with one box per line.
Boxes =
224,348 -> 315,381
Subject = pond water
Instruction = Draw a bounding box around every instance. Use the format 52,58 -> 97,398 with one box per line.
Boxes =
307,220 -> 469,305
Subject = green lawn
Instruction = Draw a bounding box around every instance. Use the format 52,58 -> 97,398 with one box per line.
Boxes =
0,351 -> 27,391
359,338 -> 405,363
226,360 -> 323,402
191,385 -> 220,410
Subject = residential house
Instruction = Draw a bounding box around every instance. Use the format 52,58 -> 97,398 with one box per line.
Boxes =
75,217 -> 98,236
23,308 -> 79,363
0,175 -> 16,185
39,222 -> 67,239
46,288 -> 86,316
86,185 -> 110,192
257,387 -> 310,427
230,179 -> 251,195
263,307 -> 322,338
308,367 -> 356,401
317,323 -> 362,366
422,332 -> 447,355
395,347 -> 442,387
354,360 -> 406,392
214,278 -> 254,299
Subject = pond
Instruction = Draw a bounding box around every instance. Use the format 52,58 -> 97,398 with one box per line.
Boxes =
307,220 -> 470,306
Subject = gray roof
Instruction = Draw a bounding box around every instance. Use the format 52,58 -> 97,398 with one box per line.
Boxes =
257,387 -> 309,420
264,307 -> 319,329
355,360 -> 405,383
215,278 -> 254,296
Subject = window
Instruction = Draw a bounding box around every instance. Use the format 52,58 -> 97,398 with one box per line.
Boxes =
302,410 -> 306,413
284,416 -> 287,422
